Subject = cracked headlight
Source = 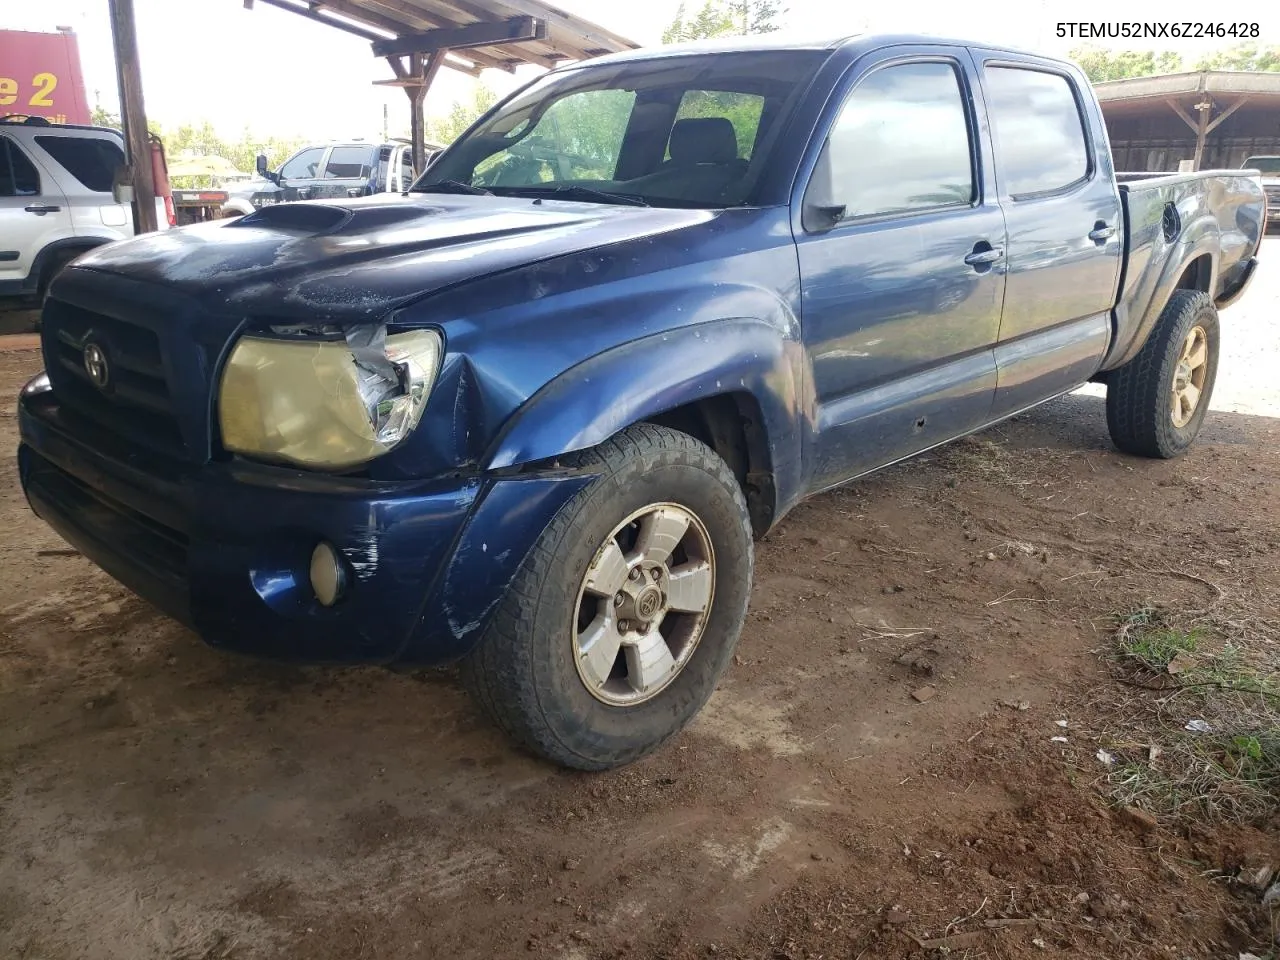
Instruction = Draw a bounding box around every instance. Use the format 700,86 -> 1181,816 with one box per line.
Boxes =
218,328 -> 441,470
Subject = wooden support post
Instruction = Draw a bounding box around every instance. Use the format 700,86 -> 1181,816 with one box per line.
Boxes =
1192,101 -> 1210,172
107,0 -> 157,234
405,50 -> 446,174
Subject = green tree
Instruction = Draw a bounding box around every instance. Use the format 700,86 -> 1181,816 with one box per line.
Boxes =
662,0 -> 785,43
1193,43 -> 1280,72
1069,46 -> 1184,82
425,83 -> 499,145
91,104 -> 120,128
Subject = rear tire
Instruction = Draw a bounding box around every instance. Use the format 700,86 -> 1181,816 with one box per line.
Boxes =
1105,289 -> 1219,459
461,424 -> 754,771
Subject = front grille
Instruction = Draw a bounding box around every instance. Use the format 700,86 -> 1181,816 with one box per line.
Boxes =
43,301 -> 187,457
29,451 -> 189,580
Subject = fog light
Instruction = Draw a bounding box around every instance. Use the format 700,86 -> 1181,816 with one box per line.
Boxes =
310,542 -> 346,607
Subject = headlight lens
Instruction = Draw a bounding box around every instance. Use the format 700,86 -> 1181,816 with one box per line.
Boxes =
218,329 -> 441,469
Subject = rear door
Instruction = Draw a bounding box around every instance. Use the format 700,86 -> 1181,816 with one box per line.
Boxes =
794,47 -> 1006,491
28,129 -> 133,237
972,52 -> 1123,416
0,134 -> 72,291
318,144 -> 374,200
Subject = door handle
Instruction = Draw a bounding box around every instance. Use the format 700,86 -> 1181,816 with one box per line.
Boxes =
1088,223 -> 1116,243
24,204 -> 61,215
963,246 -> 1004,266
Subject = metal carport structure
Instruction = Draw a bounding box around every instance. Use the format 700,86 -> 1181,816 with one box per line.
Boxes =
107,0 -> 637,232
1095,71 -> 1280,173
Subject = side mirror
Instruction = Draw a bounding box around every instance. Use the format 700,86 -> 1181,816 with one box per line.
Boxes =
111,164 -> 134,205
801,142 -> 846,234
255,153 -> 269,177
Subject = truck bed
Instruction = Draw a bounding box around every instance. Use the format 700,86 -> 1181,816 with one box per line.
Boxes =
1104,169 -> 1265,370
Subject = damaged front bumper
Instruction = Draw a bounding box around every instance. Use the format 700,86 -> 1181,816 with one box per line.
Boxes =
18,382 -> 594,664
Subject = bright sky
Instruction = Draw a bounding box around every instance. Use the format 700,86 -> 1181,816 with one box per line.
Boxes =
6,0 -> 1277,141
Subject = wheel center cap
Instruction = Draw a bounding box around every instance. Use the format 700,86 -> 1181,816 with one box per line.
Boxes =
635,586 -> 662,620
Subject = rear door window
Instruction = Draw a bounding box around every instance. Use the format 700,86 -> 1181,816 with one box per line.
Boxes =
667,91 -> 765,160
34,135 -> 123,192
375,147 -> 391,190
0,137 -> 41,197
983,67 -> 1090,198
323,146 -> 372,179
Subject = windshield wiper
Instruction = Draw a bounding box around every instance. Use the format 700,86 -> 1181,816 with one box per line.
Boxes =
414,179 -> 491,196
496,185 -> 649,207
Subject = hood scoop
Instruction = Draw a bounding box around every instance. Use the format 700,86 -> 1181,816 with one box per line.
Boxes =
233,203 -> 353,235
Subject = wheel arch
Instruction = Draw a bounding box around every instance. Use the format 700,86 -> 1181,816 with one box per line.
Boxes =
1102,234 -> 1220,373
32,237 -> 112,297
483,318 -> 806,536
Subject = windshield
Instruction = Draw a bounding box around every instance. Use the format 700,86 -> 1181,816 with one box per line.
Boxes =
1244,157 -> 1280,175
416,50 -> 827,208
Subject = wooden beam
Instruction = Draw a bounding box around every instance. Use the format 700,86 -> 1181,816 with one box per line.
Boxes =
1204,96 -> 1249,135
355,0 -> 596,62
1165,98 -> 1199,133
371,15 -> 545,58
107,0 -> 157,234
491,0 -> 637,54
417,0 -> 569,64
252,0 -> 389,40
333,0 -> 522,72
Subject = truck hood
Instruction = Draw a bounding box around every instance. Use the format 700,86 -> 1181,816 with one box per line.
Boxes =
71,193 -> 713,322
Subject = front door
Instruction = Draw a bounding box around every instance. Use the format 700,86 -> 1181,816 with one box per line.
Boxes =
275,145 -> 327,202
794,51 -> 1006,492
972,54 -> 1123,416
0,135 -> 72,292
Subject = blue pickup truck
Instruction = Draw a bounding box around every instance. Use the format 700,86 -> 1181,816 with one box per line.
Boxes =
17,35 -> 1265,770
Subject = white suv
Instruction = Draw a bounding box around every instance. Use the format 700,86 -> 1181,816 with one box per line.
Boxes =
0,118 -> 172,301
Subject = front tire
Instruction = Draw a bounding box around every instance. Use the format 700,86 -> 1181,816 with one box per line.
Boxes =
461,424 -> 754,771
1105,290 -> 1220,459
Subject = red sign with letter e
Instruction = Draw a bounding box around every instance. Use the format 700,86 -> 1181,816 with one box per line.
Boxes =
0,29 -> 92,125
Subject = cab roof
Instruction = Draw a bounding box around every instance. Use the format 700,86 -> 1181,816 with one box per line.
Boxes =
579,32 -> 1051,67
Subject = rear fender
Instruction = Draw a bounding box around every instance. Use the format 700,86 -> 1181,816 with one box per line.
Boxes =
1104,219 -> 1219,371
484,318 -> 808,519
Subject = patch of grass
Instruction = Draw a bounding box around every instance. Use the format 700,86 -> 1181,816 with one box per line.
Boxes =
1118,623 -> 1201,672
1103,609 -> 1280,824
1108,730 -> 1280,823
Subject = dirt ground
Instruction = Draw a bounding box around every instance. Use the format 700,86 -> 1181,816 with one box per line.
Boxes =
2,243 -> 1278,960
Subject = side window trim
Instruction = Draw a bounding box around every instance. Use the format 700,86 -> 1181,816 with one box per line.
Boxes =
0,135 -> 42,197
802,54 -> 982,233
0,137 -> 15,197
981,59 -> 1095,203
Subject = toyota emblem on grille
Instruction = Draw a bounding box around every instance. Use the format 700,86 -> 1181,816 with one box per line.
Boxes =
83,342 -> 110,389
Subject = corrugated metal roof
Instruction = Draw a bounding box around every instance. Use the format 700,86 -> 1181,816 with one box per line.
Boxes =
1095,70 -> 1280,101
250,0 -> 638,77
